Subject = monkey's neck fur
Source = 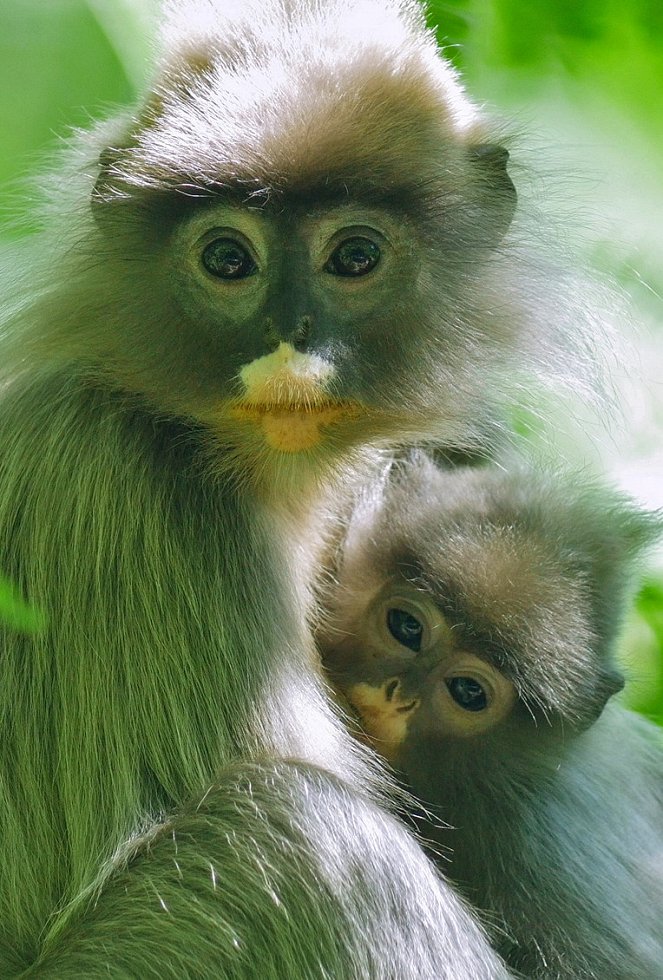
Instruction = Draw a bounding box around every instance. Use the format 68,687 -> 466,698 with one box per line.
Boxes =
0,368 -> 366,954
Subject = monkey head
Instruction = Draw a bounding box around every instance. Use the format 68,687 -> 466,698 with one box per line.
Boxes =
19,1 -> 522,493
319,456 -> 658,787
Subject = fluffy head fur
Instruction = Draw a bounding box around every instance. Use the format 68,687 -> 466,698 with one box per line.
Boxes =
321,453 -> 657,727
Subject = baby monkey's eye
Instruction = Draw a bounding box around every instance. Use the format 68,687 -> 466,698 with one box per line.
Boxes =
446,676 -> 488,712
435,654 -> 516,736
326,237 -> 381,277
202,238 -> 257,280
387,608 -> 423,652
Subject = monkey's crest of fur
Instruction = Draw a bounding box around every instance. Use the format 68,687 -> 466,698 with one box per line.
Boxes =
159,0 -> 477,136
109,0 -> 479,196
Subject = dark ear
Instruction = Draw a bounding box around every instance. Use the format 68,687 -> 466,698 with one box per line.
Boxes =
581,665 -> 625,727
91,92 -> 165,220
582,502 -> 663,667
92,145 -> 131,210
467,143 -> 517,247
533,665 -> 625,733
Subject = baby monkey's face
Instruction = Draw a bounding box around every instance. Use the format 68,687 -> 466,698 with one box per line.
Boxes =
321,580 -> 516,763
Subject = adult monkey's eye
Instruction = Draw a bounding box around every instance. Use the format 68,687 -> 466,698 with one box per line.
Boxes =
446,677 -> 488,712
202,238 -> 257,280
326,237 -> 381,277
387,608 -> 423,652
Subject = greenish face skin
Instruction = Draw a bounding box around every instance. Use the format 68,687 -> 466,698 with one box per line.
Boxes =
173,202 -> 408,352
82,160 -> 517,490
165,198 -> 424,453
322,576 -> 519,766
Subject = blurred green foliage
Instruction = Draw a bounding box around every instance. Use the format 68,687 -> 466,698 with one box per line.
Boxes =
430,0 -> 663,101
0,0 -> 154,231
625,582 -> 663,725
0,0 -> 661,719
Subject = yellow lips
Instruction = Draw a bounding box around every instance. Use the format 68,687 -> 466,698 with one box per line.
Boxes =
231,342 -> 361,452
231,401 -> 360,452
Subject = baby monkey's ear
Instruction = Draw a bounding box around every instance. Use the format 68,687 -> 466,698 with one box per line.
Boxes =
579,665 -> 626,728
467,143 -> 517,248
520,661 -> 625,734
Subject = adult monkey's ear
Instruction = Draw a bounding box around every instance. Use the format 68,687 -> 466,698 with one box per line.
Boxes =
467,143 -> 517,248
93,145 -> 132,208
91,90 -> 166,217
91,52 -> 215,222
91,140 -> 143,232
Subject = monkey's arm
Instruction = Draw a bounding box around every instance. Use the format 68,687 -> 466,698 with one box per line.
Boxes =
23,762 -> 515,980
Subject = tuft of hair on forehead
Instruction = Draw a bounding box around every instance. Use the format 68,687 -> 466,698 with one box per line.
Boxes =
113,0 -> 482,196
159,0 -> 454,96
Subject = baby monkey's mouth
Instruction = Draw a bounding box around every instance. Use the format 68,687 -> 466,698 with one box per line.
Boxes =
341,678 -> 421,760
384,677 -> 418,712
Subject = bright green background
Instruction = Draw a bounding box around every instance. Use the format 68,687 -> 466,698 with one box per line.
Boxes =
0,0 -> 662,721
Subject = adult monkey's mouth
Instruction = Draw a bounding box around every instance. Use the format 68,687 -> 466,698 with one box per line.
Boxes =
232,341 -> 361,451
231,400 -> 362,452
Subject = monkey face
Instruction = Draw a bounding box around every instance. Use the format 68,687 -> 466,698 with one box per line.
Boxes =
84,172 -> 516,477
165,199 -> 429,456
319,458 -> 649,785
321,580 -> 517,763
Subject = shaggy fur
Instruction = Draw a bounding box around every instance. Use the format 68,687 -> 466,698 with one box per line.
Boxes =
0,0 -> 602,975
320,453 -> 663,979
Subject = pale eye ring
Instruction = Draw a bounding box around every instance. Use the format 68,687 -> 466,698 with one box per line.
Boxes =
326,237 -> 381,277
201,237 -> 257,280
375,590 -> 450,658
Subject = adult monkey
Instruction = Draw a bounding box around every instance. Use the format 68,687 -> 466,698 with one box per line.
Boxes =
0,0 -> 588,975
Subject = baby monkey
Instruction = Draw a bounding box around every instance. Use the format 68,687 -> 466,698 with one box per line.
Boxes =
319,454 -> 663,980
